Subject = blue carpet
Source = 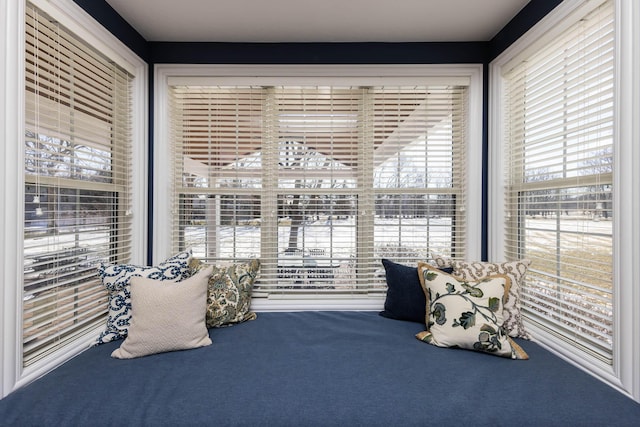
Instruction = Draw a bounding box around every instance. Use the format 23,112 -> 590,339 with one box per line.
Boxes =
1,311 -> 639,426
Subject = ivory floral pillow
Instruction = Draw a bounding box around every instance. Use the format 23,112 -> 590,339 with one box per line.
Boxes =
429,252 -> 532,339
451,259 -> 532,339
416,262 -> 528,360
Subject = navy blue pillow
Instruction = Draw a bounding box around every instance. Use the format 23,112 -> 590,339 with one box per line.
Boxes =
379,259 -> 453,324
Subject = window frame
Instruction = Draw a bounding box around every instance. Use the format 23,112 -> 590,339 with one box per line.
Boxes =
0,0 -> 147,398
489,0 -> 640,402
154,64 -> 484,310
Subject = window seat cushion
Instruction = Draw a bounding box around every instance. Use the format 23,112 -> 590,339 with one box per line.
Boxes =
1,311 -> 639,426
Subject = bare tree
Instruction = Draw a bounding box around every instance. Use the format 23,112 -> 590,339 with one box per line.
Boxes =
581,146 -> 613,218
279,140 -> 336,251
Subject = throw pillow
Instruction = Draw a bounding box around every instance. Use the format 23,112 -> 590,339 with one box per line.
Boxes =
430,251 -> 453,270
111,266 -> 214,359
95,250 -> 192,345
416,263 -> 528,359
379,259 -> 453,324
190,258 -> 260,328
452,259 -> 532,339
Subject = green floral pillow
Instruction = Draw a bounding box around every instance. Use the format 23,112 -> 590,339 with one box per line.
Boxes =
451,259 -> 532,340
189,258 -> 260,328
429,252 -> 532,340
416,262 -> 528,360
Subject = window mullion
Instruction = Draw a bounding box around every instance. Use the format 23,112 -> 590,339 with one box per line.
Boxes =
260,87 -> 279,289
357,88 -> 375,288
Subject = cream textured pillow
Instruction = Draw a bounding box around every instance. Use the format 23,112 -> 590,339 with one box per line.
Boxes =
416,262 -> 528,360
111,266 -> 213,359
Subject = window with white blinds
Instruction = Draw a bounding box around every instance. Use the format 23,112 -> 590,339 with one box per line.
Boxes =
169,83 -> 467,294
23,3 -> 133,366
503,0 -> 614,362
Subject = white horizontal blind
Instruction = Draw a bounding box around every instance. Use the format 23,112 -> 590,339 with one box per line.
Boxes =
170,83 -> 467,295
372,86 -> 467,263
503,0 -> 614,362
23,3 -> 133,366
169,85 -> 265,264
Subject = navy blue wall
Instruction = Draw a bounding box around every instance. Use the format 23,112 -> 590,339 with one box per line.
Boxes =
490,0 -> 563,61
72,0 -> 562,262
149,41 -> 488,64
71,0 -> 148,61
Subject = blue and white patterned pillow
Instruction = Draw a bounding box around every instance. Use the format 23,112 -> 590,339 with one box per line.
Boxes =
94,250 -> 192,345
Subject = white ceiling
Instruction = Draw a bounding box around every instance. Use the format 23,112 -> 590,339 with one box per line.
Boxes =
104,0 -> 531,43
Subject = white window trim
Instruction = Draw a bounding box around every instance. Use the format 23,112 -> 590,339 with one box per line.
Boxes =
0,0 -> 148,399
489,0 -> 640,403
0,0 -> 25,401
153,64 -> 484,310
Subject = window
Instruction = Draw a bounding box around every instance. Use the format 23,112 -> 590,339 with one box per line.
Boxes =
501,0 -> 614,362
166,75 -> 472,300
23,3 -> 133,366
